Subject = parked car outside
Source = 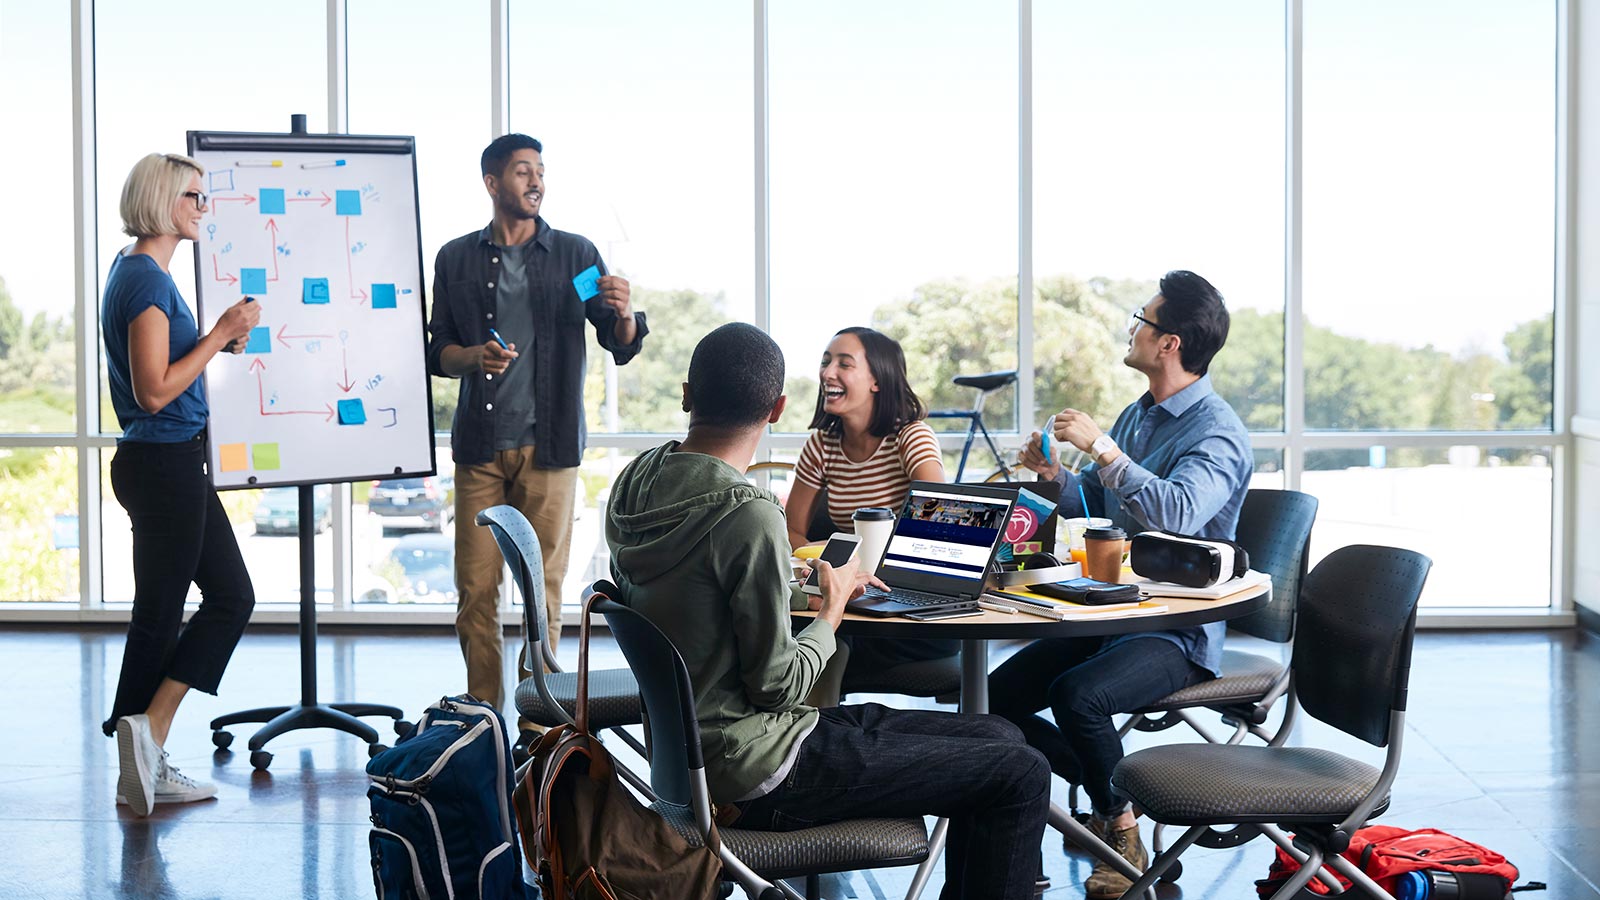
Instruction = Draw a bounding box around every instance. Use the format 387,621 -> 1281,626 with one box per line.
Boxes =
365,533 -> 456,603
252,485 -> 333,536
367,475 -> 454,533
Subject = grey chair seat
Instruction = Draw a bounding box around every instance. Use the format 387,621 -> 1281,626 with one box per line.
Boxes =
840,654 -> 962,698
1113,743 -> 1383,826
652,802 -> 929,879
515,667 -> 642,731
1136,649 -> 1285,712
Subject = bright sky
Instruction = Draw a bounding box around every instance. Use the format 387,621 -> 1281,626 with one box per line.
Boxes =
0,0 -> 1556,383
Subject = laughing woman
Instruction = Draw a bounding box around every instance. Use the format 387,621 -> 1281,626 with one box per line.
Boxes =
788,327 -> 955,676
101,153 -> 262,817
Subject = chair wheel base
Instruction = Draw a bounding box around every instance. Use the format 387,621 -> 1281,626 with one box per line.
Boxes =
250,750 -> 273,770
1160,859 -> 1182,882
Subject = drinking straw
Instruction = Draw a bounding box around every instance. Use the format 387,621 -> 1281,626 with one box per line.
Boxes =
1077,482 -> 1091,521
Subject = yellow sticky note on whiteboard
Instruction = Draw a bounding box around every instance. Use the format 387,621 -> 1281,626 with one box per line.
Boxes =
219,443 -> 248,472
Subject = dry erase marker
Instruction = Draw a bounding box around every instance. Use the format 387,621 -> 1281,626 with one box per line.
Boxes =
236,159 -> 282,168
488,328 -> 510,350
1041,415 -> 1054,459
301,159 -> 346,169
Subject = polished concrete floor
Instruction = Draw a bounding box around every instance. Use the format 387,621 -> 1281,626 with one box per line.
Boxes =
2,624 -> 1597,899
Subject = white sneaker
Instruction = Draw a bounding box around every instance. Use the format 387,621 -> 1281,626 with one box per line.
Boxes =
115,714 -> 158,817
116,753 -> 217,807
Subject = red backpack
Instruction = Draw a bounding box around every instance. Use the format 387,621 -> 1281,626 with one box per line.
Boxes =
1257,826 -> 1521,897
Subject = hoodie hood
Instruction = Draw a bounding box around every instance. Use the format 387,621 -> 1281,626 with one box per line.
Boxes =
606,441 -> 781,583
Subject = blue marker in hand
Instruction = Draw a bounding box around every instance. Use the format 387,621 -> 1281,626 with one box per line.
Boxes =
488,328 -> 510,351
1040,415 -> 1054,460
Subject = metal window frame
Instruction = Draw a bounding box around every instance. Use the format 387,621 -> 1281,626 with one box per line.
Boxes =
0,0 -> 1573,625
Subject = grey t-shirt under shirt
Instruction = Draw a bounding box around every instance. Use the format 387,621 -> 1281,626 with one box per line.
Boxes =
492,236 -> 538,451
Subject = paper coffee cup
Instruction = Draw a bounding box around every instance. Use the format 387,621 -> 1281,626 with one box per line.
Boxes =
852,507 -> 895,573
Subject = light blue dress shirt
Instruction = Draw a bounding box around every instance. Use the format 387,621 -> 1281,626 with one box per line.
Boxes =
1052,374 -> 1253,675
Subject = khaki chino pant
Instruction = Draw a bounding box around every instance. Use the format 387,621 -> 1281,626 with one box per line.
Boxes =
453,446 -> 578,718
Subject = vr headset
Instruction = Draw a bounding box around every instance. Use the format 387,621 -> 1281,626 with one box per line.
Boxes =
1129,531 -> 1250,588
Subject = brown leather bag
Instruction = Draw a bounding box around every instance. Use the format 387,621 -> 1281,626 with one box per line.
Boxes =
513,595 -> 724,900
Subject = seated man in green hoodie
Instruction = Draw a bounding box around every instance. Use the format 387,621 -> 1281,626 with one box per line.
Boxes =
606,322 -> 1050,900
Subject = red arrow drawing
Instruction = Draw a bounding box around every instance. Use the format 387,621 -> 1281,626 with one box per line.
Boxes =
211,254 -> 239,287
253,359 -> 336,420
346,218 -> 368,302
213,194 -> 258,206
336,348 -> 355,393
287,191 -> 334,207
275,324 -> 333,349
264,218 -> 281,282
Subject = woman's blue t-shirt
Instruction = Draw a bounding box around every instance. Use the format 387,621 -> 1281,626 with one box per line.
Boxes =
101,251 -> 209,442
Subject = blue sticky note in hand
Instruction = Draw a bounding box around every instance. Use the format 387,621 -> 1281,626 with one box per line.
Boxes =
336,190 -> 362,216
572,265 -> 601,302
259,188 -> 286,215
241,268 -> 267,294
337,398 -> 366,425
244,326 -> 271,353
302,277 -> 330,304
371,283 -> 396,309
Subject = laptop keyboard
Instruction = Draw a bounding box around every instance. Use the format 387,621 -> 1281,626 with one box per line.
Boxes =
859,586 -> 961,608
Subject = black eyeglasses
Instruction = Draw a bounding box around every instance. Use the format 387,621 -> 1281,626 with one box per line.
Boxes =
181,190 -> 209,209
1128,311 -> 1174,335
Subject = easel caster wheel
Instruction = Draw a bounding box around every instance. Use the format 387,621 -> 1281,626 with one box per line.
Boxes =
250,750 -> 274,770
1160,860 -> 1182,883
211,730 -> 234,750
368,743 -> 387,759
393,720 -> 413,738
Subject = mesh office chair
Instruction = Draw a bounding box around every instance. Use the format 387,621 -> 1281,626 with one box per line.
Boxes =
1109,544 -> 1432,900
1111,489 -> 1320,862
474,506 -> 650,793
591,589 -> 931,900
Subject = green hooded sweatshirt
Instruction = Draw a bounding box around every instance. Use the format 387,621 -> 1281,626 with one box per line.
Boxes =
606,441 -> 837,803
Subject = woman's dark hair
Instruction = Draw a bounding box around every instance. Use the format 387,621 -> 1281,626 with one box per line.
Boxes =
808,327 -> 927,438
1156,270 -> 1230,375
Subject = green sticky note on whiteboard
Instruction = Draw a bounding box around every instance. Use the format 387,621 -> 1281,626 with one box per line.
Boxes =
252,443 -> 281,470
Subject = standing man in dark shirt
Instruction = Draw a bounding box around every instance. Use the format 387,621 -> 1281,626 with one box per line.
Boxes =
427,133 -> 648,761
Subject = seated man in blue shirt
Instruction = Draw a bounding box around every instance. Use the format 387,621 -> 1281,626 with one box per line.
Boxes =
988,270 -> 1252,900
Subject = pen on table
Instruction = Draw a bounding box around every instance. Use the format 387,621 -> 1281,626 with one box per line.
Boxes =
236,159 -> 282,168
977,599 -> 1017,615
301,159 -> 346,169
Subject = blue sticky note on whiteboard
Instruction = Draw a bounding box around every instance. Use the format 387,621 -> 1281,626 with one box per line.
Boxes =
259,188 -> 286,214
573,265 -> 601,302
244,326 -> 271,353
241,268 -> 267,294
371,283 -> 397,308
303,277 -> 330,304
336,190 -> 362,215
337,398 -> 366,425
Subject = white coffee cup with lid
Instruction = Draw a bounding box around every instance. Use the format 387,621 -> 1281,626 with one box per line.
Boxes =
851,507 -> 896,574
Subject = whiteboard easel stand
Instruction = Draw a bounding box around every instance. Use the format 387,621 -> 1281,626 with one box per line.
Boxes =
207,115 -> 410,770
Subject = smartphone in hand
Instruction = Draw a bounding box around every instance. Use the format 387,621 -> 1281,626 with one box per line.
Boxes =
800,532 -> 862,596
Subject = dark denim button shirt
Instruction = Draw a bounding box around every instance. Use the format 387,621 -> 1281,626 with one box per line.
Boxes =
426,219 -> 648,468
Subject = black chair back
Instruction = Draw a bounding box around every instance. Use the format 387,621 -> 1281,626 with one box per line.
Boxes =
475,505 -> 550,654
805,486 -> 837,543
1291,545 -> 1431,748
590,590 -> 702,808
1229,489 -> 1319,643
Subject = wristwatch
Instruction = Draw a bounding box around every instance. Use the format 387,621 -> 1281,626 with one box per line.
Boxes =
1091,434 -> 1120,463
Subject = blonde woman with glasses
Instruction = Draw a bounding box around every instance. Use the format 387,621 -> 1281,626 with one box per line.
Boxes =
100,153 -> 261,817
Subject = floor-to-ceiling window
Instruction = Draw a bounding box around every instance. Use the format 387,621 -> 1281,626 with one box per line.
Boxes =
0,0 -> 1564,618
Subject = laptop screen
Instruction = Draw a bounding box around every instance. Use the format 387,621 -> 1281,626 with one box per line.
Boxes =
881,485 -> 1015,589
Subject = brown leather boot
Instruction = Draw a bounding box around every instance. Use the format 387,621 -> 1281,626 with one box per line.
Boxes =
1083,816 -> 1149,899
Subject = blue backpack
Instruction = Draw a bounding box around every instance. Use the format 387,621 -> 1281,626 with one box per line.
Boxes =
367,695 -> 538,899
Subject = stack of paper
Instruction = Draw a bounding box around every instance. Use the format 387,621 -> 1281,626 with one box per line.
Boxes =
1137,568 -> 1271,600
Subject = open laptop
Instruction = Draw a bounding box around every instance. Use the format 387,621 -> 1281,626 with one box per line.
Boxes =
846,481 -> 1020,617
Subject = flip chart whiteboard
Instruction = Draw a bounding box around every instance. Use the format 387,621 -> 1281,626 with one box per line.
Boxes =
188,130 -> 435,489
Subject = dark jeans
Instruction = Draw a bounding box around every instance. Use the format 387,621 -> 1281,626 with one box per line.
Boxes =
987,636 -> 1208,815
736,703 -> 1049,900
101,438 -> 255,736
